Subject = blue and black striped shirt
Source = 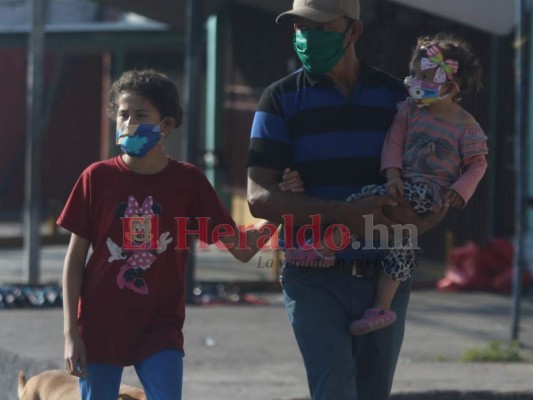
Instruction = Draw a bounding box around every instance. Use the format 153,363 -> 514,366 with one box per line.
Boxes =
248,62 -> 406,200
248,63 -> 407,259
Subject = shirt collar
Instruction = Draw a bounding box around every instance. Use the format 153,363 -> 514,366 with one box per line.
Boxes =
303,60 -> 372,88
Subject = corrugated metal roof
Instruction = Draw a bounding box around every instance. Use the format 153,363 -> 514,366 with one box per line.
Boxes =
0,21 -> 168,34
0,0 -> 168,31
389,0 -> 514,35
86,0 -> 289,28
89,0 -> 516,35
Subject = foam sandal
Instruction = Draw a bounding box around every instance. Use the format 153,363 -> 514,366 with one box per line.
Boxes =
349,308 -> 397,335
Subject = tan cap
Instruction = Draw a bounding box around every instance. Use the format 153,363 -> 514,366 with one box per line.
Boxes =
276,0 -> 360,24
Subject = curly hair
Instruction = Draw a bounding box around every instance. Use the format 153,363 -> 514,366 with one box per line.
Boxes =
108,69 -> 183,127
410,33 -> 482,102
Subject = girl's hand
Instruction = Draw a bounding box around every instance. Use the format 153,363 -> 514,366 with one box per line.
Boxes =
279,168 -> 305,193
443,189 -> 464,208
385,177 -> 404,202
64,331 -> 87,377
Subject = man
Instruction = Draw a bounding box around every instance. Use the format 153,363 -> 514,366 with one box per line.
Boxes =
247,1 -> 446,399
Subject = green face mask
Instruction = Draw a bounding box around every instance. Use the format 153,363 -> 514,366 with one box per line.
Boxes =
293,28 -> 347,75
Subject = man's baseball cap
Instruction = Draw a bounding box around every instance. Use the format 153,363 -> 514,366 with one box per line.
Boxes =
276,0 -> 360,24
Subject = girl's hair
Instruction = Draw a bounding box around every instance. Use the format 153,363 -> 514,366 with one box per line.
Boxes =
108,69 -> 183,127
410,33 -> 482,102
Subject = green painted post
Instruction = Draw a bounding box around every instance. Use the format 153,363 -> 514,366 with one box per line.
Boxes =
205,13 -> 230,208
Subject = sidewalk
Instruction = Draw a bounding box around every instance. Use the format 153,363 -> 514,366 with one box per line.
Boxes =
1,229 -> 532,399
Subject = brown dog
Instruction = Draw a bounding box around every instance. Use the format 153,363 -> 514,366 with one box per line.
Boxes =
18,370 -> 146,400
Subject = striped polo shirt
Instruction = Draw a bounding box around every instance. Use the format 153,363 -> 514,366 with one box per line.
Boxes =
247,63 -> 407,259
248,62 -> 407,200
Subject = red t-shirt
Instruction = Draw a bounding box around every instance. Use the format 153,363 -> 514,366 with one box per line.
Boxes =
57,156 -> 236,366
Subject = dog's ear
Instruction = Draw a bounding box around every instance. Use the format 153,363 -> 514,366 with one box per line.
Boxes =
17,371 -> 27,400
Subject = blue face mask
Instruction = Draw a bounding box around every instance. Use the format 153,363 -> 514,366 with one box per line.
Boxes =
116,122 -> 163,158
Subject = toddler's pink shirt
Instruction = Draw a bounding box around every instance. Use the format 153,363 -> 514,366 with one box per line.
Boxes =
381,99 -> 488,206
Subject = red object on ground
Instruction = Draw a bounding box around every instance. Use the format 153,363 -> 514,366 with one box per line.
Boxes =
437,238 -> 533,294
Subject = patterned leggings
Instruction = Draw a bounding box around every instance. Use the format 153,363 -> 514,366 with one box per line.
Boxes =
346,181 -> 435,281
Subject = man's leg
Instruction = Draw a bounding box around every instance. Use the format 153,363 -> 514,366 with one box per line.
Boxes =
282,265 -> 356,400
353,277 -> 411,400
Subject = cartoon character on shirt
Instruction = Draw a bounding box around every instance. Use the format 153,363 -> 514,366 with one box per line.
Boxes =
404,132 -> 454,175
105,195 -> 173,295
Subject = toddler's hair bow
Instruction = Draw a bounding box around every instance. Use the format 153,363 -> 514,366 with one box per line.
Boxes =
420,45 -> 459,84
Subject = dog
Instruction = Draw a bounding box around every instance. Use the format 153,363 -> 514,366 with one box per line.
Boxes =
18,370 -> 146,400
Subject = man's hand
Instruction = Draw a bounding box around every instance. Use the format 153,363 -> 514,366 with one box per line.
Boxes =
384,197 -> 448,235
342,195 -> 398,238
278,168 -> 305,193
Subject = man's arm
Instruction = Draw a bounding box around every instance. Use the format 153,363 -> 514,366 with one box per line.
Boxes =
384,197 -> 448,235
247,166 -> 398,237
249,166 -> 448,237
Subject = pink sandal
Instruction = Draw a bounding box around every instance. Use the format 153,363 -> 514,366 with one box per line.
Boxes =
349,308 -> 397,335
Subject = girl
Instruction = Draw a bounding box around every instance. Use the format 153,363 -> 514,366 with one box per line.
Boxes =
59,69 -> 286,399
280,33 -> 488,335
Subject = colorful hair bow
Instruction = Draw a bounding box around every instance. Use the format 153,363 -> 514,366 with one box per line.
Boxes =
420,45 -> 459,84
